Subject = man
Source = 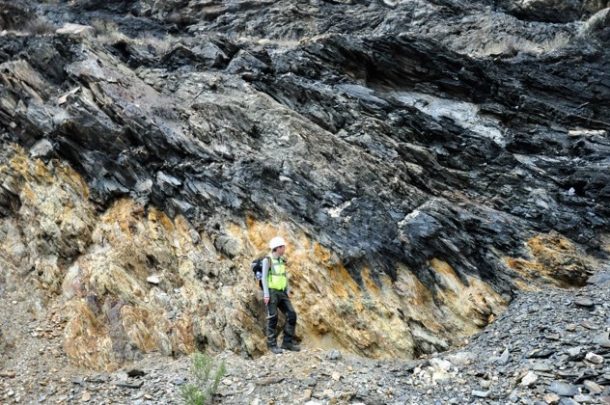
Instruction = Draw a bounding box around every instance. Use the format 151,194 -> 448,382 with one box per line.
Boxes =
262,236 -> 300,354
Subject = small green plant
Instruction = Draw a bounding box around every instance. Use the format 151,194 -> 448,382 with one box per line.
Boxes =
181,352 -> 226,405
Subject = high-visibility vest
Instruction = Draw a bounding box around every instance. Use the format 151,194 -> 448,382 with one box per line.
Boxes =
267,255 -> 287,291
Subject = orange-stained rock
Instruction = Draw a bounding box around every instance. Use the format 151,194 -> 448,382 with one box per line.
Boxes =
505,232 -> 595,287
0,147 -> 598,371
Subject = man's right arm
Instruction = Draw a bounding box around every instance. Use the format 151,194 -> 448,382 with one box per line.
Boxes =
261,257 -> 270,302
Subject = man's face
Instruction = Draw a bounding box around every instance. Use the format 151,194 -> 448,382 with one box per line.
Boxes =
276,245 -> 286,256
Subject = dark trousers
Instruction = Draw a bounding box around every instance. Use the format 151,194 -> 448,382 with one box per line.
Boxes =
266,289 -> 297,347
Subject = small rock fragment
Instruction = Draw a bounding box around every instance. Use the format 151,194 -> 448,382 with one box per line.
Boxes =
471,390 -> 489,398
548,381 -> 579,397
585,352 -> 604,364
583,380 -> 603,394
543,393 -> 560,404
326,350 -> 342,361
146,275 -> 160,285
521,371 -> 538,387
574,298 -> 595,308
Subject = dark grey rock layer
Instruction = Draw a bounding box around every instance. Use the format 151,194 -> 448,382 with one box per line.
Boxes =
1,1 -> 609,298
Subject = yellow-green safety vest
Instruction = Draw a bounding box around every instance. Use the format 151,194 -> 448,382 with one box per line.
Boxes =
267,256 -> 287,291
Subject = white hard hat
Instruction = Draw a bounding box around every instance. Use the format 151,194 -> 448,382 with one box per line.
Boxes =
269,236 -> 286,250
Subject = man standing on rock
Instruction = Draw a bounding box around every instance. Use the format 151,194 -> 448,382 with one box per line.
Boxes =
262,236 -> 300,354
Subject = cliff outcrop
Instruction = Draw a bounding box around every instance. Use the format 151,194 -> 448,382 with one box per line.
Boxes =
0,1 -> 609,401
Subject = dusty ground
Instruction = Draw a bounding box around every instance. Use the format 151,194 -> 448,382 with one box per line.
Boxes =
2,268 -> 609,404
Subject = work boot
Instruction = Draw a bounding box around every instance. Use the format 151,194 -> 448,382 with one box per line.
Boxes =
269,346 -> 283,354
281,343 -> 301,352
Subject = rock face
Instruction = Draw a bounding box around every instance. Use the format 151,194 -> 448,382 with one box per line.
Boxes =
492,0 -> 609,23
0,0 -> 609,380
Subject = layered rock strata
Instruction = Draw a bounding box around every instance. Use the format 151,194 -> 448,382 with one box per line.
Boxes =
0,0 -> 608,371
